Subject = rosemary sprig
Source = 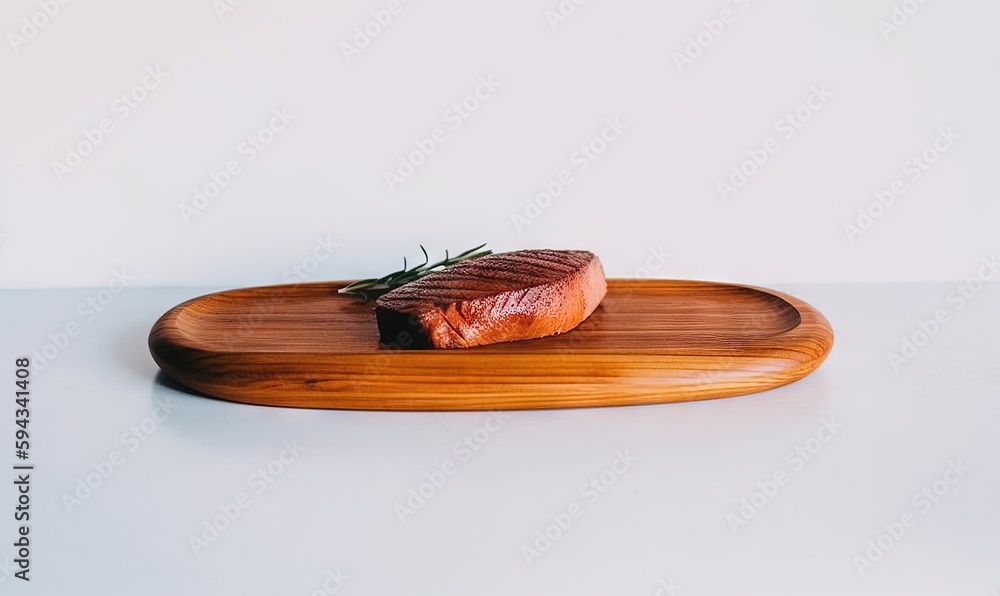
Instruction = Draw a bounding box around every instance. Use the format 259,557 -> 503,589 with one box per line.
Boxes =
339,243 -> 492,302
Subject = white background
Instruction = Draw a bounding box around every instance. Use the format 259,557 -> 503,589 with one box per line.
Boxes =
2,0 -> 998,288
1,2 -> 999,594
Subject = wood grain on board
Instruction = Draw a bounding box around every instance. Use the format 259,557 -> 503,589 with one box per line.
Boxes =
148,279 -> 834,410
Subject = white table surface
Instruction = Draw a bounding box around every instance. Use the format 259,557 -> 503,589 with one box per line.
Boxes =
0,283 -> 997,595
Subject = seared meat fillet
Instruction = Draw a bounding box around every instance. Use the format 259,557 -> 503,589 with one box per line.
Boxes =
374,249 -> 607,349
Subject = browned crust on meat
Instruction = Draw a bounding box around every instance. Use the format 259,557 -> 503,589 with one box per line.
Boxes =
375,249 -> 607,348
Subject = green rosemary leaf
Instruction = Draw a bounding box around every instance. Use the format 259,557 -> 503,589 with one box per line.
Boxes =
338,244 -> 492,302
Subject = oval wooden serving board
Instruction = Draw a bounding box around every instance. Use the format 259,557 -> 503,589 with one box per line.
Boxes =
148,280 -> 833,410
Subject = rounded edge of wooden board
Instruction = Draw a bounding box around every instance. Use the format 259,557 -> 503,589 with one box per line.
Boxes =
148,280 -> 834,410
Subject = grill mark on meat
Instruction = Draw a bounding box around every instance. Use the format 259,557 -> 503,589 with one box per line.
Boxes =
442,269 -> 536,283
512,287 -> 532,312
388,264 -> 568,305
483,252 -> 579,274
440,270 -> 547,288
438,251 -> 584,283
387,285 -> 501,305
384,253 -> 589,303
436,271 -> 523,286
375,249 -> 606,348
436,311 -> 467,346
450,303 -> 472,330
517,249 -> 588,266
505,250 -> 585,269
455,260 -> 567,284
